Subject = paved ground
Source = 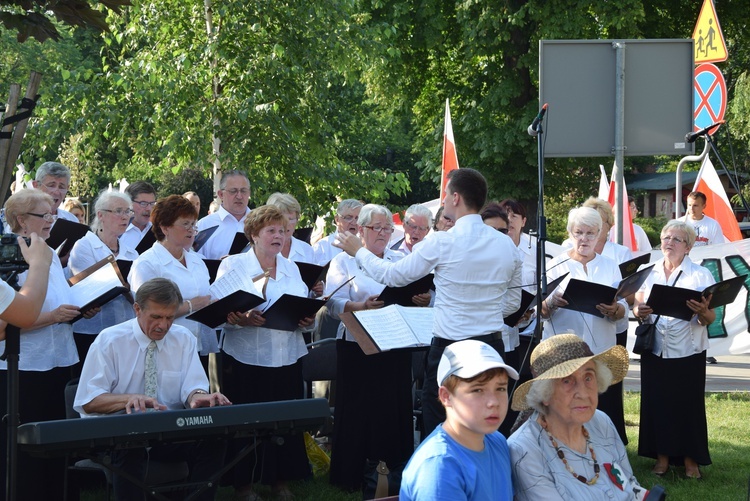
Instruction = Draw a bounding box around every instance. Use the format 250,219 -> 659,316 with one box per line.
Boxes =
624,354 -> 750,392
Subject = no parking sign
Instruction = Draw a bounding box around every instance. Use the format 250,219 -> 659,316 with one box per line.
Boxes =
693,63 -> 726,135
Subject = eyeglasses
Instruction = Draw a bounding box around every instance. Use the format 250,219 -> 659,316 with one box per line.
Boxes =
404,221 -> 430,233
497,227 -> 509,234
42,182 -> 69,192
25,212 -> 58,223
363,225 -> 395,234
133,200 -> 156,208
102,208 -> 134,217
338,214 -> 358,222
175,221 -> 199,232
223,188 -> 250,197
661,236 -> 685,244
571,231 -> 598,241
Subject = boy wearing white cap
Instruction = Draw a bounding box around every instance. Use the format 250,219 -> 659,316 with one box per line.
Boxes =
400,340 -> 518,501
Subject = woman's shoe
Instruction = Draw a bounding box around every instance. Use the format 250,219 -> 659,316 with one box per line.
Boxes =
651,464 -> 669,476
685,468 -> 702,480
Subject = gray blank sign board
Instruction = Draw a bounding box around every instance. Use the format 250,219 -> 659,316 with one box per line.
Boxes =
539,39 -> 694,157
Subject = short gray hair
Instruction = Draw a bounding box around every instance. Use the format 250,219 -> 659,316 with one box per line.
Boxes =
661,219 -> 696,247
404,203 -> 433,227
337,199 -> 363,215
357,204 -> 393,228
567,206 -> 602,234
267,192 -> 301,215
90,190 -> 132,233
135,278 -> 183,309
35,161 -> 71,183
525,360 -> 613,416
219,170 -> 249,190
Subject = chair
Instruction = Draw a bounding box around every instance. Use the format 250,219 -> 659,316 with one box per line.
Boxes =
63,379 -> 189,500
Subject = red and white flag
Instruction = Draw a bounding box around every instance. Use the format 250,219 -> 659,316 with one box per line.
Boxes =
692,155 -> 742,241
607,164 -> 637,252
440,99 -> 459,202
598,165 -> 609,200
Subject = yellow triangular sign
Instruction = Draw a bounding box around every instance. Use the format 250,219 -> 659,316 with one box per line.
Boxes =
692,0 -> 728,64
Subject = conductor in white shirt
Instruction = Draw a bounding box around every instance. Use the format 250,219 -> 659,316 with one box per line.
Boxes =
74,278 -> 230,500
335,168 -> 523,436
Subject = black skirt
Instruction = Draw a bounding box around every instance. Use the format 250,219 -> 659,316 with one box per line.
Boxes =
221,354 -> 311,487
329,340 -> 414,491
638,350 -> 711,466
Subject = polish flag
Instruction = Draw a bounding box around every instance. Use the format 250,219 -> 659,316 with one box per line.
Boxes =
598,165 -> 609,200
440,99 -> 459,202
692,155 -> 742,241
607,166 -> 637,252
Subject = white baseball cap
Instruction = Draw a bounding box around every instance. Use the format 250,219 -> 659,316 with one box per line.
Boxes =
437,339 -> 519,386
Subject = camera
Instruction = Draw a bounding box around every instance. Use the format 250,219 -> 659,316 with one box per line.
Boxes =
0,234 -> 30,275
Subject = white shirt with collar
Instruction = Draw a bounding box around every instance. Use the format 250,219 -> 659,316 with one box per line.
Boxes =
218,251 -> 309,367
196,205 -> 250,259
354,214 -> 523,341
638,256 -> 714,358
0,252 -> 78,371
325,248 -> 404,341
69,231 -> 138,335
73,318 -> 208,416
312,232 -> 344,265
391,238 -> 411,256
543,252 -> 625,354
55,207 -> 80,223
287,236 -> 315,264
128,242 -> 217,354
119,221 -> 153,253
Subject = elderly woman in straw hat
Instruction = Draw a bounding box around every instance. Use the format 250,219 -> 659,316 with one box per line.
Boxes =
508,334 -> 649,500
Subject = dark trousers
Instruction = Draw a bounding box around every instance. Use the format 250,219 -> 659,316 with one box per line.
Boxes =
422,335 -> 505,437
111,440 -> 226,501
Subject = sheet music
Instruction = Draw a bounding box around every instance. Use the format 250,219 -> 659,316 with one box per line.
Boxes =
69,263 -> 124,307
209,267 -> 256,300
353,306 -> 434,351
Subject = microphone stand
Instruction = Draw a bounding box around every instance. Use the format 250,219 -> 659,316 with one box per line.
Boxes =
517,116 -> 548,384
2,324 -> 20,501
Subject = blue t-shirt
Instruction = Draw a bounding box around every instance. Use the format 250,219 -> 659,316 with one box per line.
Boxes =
400,425 -> 513,501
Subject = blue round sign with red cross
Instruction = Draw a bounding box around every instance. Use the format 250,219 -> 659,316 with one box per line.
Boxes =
693,63 -> 726,135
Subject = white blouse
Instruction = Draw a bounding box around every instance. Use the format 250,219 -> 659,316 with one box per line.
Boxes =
543,252 -> 626,354
638,256 -> 714,358
218,251 -> 310,367
0,252 -> 78,371
128,243 -> 217,354
69,231 -> 138,335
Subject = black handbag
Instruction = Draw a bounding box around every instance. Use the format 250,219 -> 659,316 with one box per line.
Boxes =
633,271 -> 682,355
633,317 -> 659,355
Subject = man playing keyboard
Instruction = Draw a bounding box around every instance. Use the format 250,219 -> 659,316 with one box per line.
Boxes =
74,277 -> 231,500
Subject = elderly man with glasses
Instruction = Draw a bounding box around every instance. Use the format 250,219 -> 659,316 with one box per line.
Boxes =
121,180 -> 158,253
391,203 -> 433,255
312,198 -> 363,265
196,170 -> 252,260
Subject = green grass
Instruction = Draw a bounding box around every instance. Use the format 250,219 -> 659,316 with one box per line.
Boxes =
624,391 -> 750,501
83,392 -> 750,500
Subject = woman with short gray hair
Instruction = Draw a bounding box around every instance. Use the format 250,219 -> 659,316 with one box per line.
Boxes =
633,219 -> 713,478
69,190 -> 138,371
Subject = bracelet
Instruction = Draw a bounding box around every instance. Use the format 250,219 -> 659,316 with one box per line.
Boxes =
186,300 -> 193,314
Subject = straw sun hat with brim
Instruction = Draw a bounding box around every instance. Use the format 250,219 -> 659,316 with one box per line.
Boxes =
511,333 -> 630,412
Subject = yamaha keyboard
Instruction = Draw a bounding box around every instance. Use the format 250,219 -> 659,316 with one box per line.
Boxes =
17,398 -> 330,457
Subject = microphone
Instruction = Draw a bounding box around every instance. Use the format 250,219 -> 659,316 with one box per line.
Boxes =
685,120 -> 724,143
527,103 -> 549,137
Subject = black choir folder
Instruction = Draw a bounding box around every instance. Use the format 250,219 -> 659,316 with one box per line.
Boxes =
47,219 -> 90,257
646,274 -> 747,321
193,226 -> 218,252
561,265 -> 654,318
135,230 -> 156,255
260,277 -> 354,332
67,255 -> 131,322
619,253 -> 650,278
295,261 -> 330,290
377,274 -> 435,307
504,273 -> 569,327
186,290 -> 265,329
340,305 -> 434,355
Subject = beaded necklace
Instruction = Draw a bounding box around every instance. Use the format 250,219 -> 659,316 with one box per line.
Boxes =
542,420 -> 600,485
